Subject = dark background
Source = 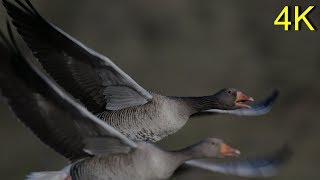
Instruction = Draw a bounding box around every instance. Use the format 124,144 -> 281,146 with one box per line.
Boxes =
0,0 -> 319,179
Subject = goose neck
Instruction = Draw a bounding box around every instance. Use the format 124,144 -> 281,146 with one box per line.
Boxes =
180,95 -> 220,112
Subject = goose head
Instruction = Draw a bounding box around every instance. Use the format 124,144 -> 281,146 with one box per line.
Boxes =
194,138 -> 240,158
214,88 -> 254,109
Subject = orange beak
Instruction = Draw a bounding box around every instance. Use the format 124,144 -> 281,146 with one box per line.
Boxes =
235,91 -> 254,108
220,143 -> 241,157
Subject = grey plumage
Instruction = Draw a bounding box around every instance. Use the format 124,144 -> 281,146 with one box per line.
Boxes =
3,0 -> 279,143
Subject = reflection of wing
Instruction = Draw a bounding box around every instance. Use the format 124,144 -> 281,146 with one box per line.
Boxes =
192,90 -> 279,117
3,0 -> 152,113
174,145 -> 291,178
0,31 -> 137,162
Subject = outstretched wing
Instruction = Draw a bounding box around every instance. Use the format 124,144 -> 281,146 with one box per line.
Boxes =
0,29 -> 137,162
192,90 -> 279,117
3,0 -> 152,113
174,144 -> 291,178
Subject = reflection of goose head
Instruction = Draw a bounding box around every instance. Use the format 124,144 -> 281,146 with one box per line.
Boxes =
177,138 -> 240,160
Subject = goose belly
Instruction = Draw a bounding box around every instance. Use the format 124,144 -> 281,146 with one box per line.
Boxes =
70,151 -> 175,180
70,155 -> 138,180
142,111 -> 189,142
97,101 -> 189,142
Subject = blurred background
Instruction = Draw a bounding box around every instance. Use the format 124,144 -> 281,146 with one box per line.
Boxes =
0,0 -> 320,179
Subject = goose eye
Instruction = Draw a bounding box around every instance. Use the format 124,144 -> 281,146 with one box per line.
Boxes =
228,90 -> 232,95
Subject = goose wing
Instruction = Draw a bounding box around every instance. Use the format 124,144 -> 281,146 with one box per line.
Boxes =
192,90 -> 279,117
174,145 -> 291,178
3,0 -> 152,113
0,32 -> 137,162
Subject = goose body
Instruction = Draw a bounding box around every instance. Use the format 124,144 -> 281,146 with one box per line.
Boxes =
71,142 -> 181,180
97,93 -> 192,142
3,0 -> 279,143
29,139 -> 238,180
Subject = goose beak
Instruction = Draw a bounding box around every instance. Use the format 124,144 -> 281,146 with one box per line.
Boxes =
220,143 -> 241,157
235,91 -> 254,109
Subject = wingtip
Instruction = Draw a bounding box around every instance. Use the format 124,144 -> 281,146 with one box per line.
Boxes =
2,0 -> 12,9
251,143 -> 293,170
264,89 -> 280,107
3,0 -> 38,16
0,22 -> 17,55
274,143 -> 293,165
2,0 -> 8,5
272,89 -> 280,99
237,144 -> 293,178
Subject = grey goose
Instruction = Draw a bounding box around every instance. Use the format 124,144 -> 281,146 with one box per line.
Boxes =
0,27 -> 290,180
3,0 -> 279,142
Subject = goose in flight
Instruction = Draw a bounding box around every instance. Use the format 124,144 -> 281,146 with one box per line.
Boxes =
0,27 -> 290,180
3,0 -> 278,142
